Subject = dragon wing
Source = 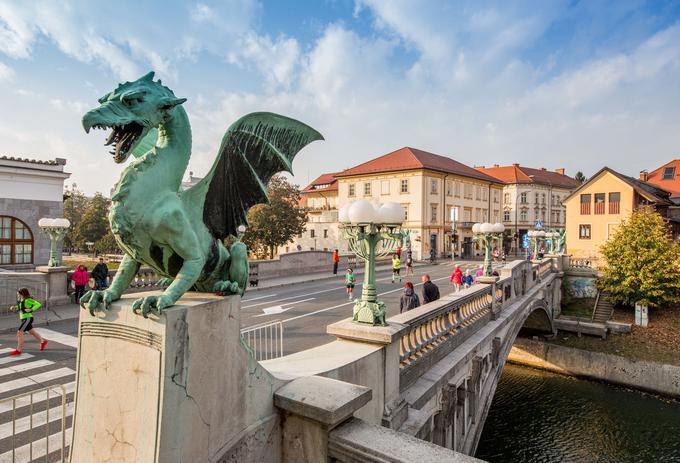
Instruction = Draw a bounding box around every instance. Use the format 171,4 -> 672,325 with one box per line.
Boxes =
182,112 -> 323,240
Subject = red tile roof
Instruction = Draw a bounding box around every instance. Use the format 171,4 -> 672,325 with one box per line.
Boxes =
477,165 -> 581,189
334,147 -> 501,183
302,171 -> 340,193
645,159 -> 680,198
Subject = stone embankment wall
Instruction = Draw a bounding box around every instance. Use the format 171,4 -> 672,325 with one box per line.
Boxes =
509,338 -> 680,398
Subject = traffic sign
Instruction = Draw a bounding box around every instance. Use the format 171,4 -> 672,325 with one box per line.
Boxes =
521,234 -> 530,249
534,219 -> 543,230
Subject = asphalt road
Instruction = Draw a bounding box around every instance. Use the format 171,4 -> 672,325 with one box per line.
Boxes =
240,259 -> 491,355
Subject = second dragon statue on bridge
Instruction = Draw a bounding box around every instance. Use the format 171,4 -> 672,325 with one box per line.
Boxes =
79,71 -> 323,317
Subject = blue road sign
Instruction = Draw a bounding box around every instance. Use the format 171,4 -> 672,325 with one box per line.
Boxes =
534,219 -> 543,229
521,234 -> 530,249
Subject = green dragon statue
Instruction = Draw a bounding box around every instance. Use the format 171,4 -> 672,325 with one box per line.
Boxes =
80,72 -> 323,317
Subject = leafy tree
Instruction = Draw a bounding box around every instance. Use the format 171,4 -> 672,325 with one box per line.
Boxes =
574,171 -> 587,184
63,184 -> 89,250
598,209 -> 680,308
94,231 -> 120,254
77,193 -> 111,245
242,175 -> 307,259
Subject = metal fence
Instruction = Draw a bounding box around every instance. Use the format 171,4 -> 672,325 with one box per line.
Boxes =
0,384 -> 69,462
240,320 -> 284,361
0,278 -> 48,316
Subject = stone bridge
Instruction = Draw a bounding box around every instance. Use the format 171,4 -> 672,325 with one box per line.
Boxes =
262,257 -> 563,460
68,256 -> 563,462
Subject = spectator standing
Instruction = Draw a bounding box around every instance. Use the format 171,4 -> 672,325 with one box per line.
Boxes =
462,270 -> 473,288
421,274 -> 440,304
332,249 -> 340,275
450,266 -> 463,292
92,257 -> 109,290
395,247 -> 402,259
72,265 -> 89,304
399,282 -> 420,313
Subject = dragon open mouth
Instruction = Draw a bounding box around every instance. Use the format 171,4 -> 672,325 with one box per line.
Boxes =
92,122 -> 145,163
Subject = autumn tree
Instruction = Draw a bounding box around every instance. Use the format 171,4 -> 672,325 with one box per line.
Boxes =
242,176 -> 307,259
598,209 -> 680,308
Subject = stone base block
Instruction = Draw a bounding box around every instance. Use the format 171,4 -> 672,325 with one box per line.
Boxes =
69,291 -> 283,463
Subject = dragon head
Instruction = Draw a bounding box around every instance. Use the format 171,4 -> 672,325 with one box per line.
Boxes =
82,71 -> 187,163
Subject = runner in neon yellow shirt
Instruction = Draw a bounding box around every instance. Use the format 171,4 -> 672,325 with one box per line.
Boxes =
9,288 -> 48,356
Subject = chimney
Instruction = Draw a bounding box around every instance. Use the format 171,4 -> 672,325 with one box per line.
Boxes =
512,163 -> 520,167
540,167 -> 547,171
640,170 -> 649,181
474,165 -> 485,169
493,164 -> 499,168
555,168 -> 565,175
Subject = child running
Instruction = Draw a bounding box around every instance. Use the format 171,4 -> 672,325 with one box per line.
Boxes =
345,268 -> 355,300
9,288 -> 47,356
391,254 -> 402,283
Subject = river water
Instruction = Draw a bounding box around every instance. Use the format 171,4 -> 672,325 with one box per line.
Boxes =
475,363 -> 680,462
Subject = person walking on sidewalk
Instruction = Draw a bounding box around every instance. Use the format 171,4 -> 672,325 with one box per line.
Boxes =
332,249 -> 340,275
399,282 -> 420,313
345,268 -> 355,300
450,266 -> 463,292
421,274 -> 440,304
391,254 -> 402,283
405,252 -> 414,276
72,265 -> 89,304
9,288 -> 47,356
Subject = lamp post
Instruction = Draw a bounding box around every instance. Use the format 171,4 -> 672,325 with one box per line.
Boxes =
527,230 -> 546,260
339,200 -> 403,326
38,218 -> 71,267
472,222 -> 505,277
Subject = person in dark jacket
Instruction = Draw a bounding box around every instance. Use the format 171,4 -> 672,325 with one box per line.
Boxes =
399,282 -> 420,313
92,258 -> 109,290
421,274 -> 440,304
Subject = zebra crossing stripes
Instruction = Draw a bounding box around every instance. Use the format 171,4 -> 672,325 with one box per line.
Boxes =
0,334 -> 77,462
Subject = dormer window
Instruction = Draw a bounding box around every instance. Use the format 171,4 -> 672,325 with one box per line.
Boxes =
663,167 -> 675,180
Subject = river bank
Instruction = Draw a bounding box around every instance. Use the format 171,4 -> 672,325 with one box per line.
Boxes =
508,337 -> 680,398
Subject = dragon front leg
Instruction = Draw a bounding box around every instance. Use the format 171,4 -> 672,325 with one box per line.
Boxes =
132,213 -> 205,318
81,254 -> 141,316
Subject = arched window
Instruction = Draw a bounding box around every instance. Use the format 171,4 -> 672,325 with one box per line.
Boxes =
0,216 -> 33,265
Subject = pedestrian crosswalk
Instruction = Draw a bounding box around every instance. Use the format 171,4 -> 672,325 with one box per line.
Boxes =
0,332 -> 77,463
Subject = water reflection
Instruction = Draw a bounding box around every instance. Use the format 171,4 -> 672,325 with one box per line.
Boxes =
475,363 -> 680,462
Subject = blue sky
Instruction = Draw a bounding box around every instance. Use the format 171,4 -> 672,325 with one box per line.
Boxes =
1,0 -> 679,195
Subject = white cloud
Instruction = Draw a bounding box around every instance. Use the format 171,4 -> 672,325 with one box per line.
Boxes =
227,33 -> 301,88
0,61 -> 13,81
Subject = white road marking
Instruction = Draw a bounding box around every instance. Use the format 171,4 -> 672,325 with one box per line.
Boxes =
37,329 -> 78,349
0,353 -> 34,366
0,368 -> 75,395
0,427 -> 72,463
241,294 -> 277,303
242,287 -> 344,308
255,298 -> 316,317
0,360 -> 53,378
0,402 -> 74,439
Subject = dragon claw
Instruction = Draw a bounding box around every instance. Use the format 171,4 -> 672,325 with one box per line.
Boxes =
131,294 -> 173,318
81,290 -> 115,316
213,280 -> 240,295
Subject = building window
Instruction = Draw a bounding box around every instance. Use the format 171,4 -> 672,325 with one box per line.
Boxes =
594,193 -> 605,214
609,192 -> 620,214
663,167 -> 676,180
493,190 -> 499,203
520,192 -> 527,204
0,216 -> 33,265
503,192 -> 509,204
310,229 -> 315,238
323,229 -> 328,238
348,184 -> 355,197
579,224 -> 591,240
464,184 -> 472,199
503,210 -> 510,221
364,182 -> 371,196
446,180 -> 452,197
541,193 -> 546,204
431,205 -> 438,223
475,186 -> 481,200
482,188 -> 488,201
520,210 -> 528,222
463,208 -> 472,222
430,179 -> 438,194
400,179 -> 409,193
402,204 -> 409,221
380,180 -> 390,195
454,181 -> 461,197
580,194 -> 591,214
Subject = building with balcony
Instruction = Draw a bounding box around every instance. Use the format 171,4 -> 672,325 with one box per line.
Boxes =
564,167 -> 678,259
476,164 -> 581,254
334,147 -> 504,260
0,156 -> 70,269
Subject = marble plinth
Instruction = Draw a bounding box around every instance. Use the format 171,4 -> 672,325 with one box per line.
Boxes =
69,291 -> 283,463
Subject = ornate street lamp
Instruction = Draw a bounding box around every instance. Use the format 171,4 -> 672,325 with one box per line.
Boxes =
339,200 -> 403,326
472,222 -> 505,277
38,218 -> 71,267
527,230 -> 546,259
544,230 -> 559,254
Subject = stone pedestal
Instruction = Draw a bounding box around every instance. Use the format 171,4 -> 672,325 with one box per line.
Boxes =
69,291 -> 283,463
475,275 -> 499,319
36,265 -> 70,307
